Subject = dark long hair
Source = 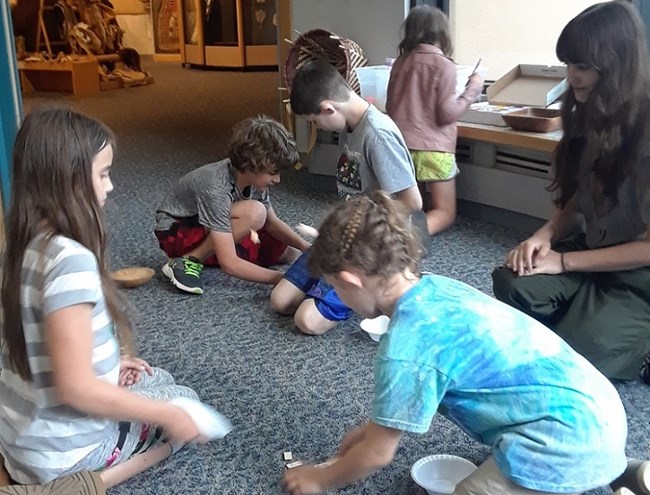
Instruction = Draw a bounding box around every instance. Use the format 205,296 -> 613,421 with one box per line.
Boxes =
1,107 -> 131,380
398,5 -> 452,57
551,0 -> 650,209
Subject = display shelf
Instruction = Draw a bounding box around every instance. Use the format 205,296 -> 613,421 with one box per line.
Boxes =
178,0 -> 277,68
17,57 -> 100,96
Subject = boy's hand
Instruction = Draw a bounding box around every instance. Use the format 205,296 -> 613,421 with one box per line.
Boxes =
271,270 -> 285,285
283,465 -> 326,495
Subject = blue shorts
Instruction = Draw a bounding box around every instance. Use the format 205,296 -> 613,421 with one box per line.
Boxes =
283,249 -> 353,322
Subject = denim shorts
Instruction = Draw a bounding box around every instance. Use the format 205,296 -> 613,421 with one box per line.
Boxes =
283,249 -> 353,322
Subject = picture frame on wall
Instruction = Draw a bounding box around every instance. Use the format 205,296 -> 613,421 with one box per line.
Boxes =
152,0 -> 180,54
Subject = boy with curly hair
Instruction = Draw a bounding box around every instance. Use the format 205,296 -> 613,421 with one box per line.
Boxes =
155,115 -> 310,294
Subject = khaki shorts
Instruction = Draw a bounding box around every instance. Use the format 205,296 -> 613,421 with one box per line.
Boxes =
454,457 -> 578,495
411,150 -> 458,182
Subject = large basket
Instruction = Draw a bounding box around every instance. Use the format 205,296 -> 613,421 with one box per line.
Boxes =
283,28 -> 368,95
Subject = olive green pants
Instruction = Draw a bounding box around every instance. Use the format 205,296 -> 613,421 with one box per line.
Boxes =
492,262 -> 650,381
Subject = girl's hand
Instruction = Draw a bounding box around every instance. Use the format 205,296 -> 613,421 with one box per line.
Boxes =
506,235 -> 552,275
162,404 -> 203,445
119,356 -> 153,387
283,465 -> 326,495
522,249 -> 565,276
467,72 -> 483,89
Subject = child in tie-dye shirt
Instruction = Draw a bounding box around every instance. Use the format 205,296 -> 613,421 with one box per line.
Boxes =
282,191 -> 641,495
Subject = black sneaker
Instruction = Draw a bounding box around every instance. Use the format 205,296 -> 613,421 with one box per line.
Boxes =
162,256 -> 204,295
641,353 -> 650,385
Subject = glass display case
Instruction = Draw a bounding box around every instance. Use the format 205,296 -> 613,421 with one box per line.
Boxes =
178,0 -> 277,68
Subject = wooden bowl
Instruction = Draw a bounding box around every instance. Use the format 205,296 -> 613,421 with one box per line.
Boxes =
501,107 -> 562,133
111,267 -> 155,288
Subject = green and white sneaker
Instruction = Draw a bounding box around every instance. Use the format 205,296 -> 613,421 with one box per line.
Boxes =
162,256 -> 204,295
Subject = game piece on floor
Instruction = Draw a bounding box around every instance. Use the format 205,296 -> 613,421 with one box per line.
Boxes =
285,460 -> 304,469
283,451 -> 293,461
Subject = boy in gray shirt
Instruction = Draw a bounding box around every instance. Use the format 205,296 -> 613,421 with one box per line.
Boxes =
270,60 -> 425,335
155,116 -> 310,294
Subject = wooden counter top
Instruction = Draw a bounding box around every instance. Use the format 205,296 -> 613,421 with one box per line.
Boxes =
458,122 -> 561,153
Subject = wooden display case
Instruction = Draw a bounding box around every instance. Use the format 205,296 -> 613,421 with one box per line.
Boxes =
177,0 -> 278,68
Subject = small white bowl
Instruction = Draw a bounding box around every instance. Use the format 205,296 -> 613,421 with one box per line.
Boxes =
359,315 -> 390,342
411,454 -> 477,495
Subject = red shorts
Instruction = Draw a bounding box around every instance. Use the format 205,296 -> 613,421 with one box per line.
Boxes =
155,219 -> 288,268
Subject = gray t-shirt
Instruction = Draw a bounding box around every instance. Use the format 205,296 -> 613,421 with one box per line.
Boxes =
155,159 -> 271,233
576,154 -> 650,248
336,105 -> 416,200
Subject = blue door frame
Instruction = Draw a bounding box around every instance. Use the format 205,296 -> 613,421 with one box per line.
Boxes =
1,0 -> 23,210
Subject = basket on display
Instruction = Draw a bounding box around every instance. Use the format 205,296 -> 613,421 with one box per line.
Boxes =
283,28 -> 368,95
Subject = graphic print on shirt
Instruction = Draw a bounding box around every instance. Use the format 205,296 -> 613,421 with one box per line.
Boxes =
336,148 -> 363,200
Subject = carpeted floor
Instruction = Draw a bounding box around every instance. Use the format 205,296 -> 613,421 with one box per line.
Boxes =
22,60 -> 650,495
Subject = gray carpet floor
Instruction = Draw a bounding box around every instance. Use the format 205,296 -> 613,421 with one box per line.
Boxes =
22,60 -> 650,495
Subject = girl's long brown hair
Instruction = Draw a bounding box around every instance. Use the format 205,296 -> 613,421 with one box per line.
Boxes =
2,107 -> 131,381
398,5 -> 452,57
551,0 -> 650,210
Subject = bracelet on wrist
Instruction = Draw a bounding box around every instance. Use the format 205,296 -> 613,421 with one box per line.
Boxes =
560,252 -> 567,273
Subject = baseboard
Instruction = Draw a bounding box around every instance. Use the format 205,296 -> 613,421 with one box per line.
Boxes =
153,53 -> 182,63
457,199 -> 545,233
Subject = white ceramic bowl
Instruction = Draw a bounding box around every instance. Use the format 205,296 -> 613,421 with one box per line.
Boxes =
411,454 -> 477,495
359,315 -> 390,342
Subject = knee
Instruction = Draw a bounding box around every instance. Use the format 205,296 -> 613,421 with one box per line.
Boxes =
491,265 -> 517,301
270,281 -> 301,315
241,200 -> 267,231
294,303 -> 332,336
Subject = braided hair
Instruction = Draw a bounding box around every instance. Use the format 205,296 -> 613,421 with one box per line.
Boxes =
308,191 -> 423,279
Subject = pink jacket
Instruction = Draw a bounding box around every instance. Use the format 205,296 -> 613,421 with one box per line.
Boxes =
386,44 -> 482,153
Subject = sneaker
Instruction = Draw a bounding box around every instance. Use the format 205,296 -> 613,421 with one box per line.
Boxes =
611,459 -> 650,495
162,256 -> 204,295
640,353 -> 650,385
0,471 -> 105,494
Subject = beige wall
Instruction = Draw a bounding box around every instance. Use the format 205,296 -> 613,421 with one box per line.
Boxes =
450,0 -> 602,80
117,14 -> 155,55
112,0 -> 154,55
291,0 -> 408,65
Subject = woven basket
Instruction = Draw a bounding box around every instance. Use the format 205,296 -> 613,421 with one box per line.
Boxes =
283,28 -> 368,95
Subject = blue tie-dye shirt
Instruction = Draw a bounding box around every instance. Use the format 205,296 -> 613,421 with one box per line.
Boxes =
371,274 -> 627,493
